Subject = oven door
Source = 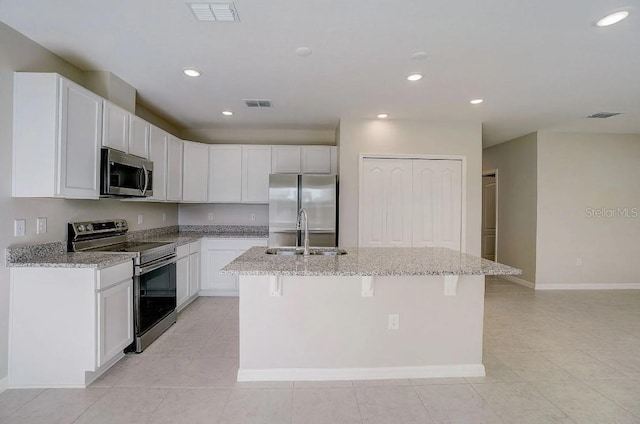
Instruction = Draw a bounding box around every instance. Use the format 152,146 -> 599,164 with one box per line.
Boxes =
135,260 -> 176,336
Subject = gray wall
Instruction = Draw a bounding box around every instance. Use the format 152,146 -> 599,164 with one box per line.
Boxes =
0,22 -> 179,383
536,131 -> 640,286
179,204 -> 269,226
337,119 -> 483,255
483,133 -> 538,283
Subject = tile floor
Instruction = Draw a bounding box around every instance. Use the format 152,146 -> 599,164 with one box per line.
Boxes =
1,277 -> 640,423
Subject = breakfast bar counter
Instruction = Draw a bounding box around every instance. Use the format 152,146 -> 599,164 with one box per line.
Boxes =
222,247 -> 521,382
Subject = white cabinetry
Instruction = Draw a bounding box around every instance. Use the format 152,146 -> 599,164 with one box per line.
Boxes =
9,260 -> 134,387
176,241 -> 201,311
12,73 -> 102,199
102,101 -> 129,153
301,146 -> 332,173
128,116 -> 150,158
201,238 -> 267,296
182,141 -> 209,202
166,136 -> 184,201
272,146 -> 302,173
148,126 -> 168,201
209,145 -> 242,202
242,146 -> 272,203
360,158 -> 463,250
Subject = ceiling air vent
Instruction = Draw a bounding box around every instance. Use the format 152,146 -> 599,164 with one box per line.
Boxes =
587,112 -> 621,119
244,99 -> 272,108
189,2 -> 239,22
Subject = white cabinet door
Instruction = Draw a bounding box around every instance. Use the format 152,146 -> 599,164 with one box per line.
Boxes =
360,159 -> 413,247
242,146 -> 272,203
148,126 -> 168,201
102,101 -> 129,153
203,249 -> 239,292
301,146 -> 332,174
413,160 -> 462,250
128,116 -> 150,158
189,252 -> 200,297
57,78 -> 102,199
166,136 -> 183,201
182,141 -> 209,202
209,145 -> 242,202
272,146 -> 301,173
97,279 -> 133,367
176,256 -> 190,309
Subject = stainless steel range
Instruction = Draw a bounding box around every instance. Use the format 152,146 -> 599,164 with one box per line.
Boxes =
68,219 -> 177,353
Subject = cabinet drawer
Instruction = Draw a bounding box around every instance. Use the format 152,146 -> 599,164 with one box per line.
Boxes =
177,244 -> 190,259
97,260 -> 133,291
204,238 -> 267,250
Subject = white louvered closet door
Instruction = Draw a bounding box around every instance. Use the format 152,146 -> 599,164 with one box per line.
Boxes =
412,159 -> 462,250
361,159 -> 413,247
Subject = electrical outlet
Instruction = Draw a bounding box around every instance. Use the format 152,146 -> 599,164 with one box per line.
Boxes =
207,213 -> 214,221
388,314 -> 399,330
162,213 -> 167,222
137,214 -> 144,225
250,213 -> 256,221
14,219 -> 26,237
576,258 -> 582,267
36,217 -> 47,234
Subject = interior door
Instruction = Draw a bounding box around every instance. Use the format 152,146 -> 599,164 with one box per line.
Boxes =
482,175 -> 497,260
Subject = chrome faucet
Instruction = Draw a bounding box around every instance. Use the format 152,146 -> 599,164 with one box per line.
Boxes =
296,208 -> 310,256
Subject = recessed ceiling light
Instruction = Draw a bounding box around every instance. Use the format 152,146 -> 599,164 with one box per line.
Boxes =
377,113 -> 389,119
296,47 -> 312,57
470,99 -> 484,105
596,11 -> 629,26
184,69 -> 201,77
407,73 -> 423,81
222,110 -> 233,116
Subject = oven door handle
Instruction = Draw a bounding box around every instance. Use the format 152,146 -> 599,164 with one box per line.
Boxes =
141,165 -> 149,196
137,257 -> 176,276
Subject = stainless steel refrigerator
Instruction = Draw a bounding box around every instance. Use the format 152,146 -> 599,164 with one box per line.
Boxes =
268,174 -> 338,248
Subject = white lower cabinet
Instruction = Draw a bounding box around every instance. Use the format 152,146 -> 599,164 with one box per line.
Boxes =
8,260 -> 134,388
176,241 -> 201,311
201,238 -> 267,296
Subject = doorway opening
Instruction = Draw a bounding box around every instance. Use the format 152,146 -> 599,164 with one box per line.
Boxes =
481,170 -> 498,261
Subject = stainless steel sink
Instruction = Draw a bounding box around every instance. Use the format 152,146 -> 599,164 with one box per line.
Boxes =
265,248 -> 347,256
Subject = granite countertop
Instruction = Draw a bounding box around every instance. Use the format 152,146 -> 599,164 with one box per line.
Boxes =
221,246 -> 522,277
8,252 -> 136,270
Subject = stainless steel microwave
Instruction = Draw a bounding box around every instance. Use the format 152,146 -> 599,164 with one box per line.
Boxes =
100,148 -> 153,197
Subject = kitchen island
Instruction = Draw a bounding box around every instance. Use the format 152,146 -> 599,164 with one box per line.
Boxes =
221,246 -> 520,382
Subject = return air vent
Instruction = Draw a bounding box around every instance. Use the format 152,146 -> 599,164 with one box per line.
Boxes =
244,99 -> 272,108
189,2 -> 239,22
587,112 -> 621,119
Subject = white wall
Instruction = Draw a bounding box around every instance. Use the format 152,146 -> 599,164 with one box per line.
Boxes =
536,131 -> 640,287
483,133 -> 538,283
0,22 -> 179,383
337,119 -> 483,255
181,127 -> 335,145
179,204 -> 269,226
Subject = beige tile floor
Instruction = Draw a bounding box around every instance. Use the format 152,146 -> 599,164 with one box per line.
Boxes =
1,277 -> 640,423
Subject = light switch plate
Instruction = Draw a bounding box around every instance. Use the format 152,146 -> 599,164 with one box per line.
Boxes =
14,219 -> 26,237
137,214 -> 144,225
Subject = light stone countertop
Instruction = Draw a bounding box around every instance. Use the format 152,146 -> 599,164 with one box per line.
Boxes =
8,252 -> 136,270
221,246 -> 522,277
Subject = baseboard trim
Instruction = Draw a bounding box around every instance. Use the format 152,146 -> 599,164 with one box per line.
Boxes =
535,283 -> 640,290
503,275 -> 535,289
237,364 -> 486,382
0,375 -> 8,393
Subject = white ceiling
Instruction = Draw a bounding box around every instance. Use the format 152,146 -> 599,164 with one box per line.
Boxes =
1,0 -> 639,146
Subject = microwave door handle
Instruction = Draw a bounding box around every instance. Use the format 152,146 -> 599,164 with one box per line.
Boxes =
141,165 -> 149,196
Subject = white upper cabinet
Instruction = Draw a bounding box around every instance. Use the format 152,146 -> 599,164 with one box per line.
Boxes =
301,146 -> 332,174
148,126 -> 168,201
128,116 -> 150,159
182,140 -> 209,202
209,145 -> 242,202
102,101 -> 129,153
13,73 -> 102,199
271,146 -> 301,173
242,145 -> 272,203
166,135 -> 183,201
